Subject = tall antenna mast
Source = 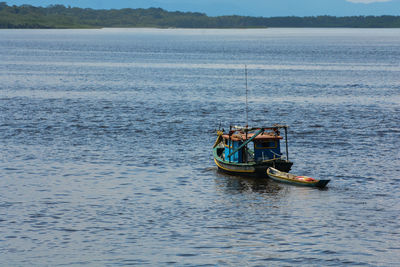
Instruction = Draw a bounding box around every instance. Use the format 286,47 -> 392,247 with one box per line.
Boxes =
245,65 -> 248,128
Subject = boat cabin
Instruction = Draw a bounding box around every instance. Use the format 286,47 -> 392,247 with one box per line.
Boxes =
222,129 -> 284,163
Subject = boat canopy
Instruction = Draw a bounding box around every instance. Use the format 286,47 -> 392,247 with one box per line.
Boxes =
222,132 -> 282,142
220,126 -> 286,163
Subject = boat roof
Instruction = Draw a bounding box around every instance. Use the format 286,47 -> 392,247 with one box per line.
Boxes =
222,132 -> 282,141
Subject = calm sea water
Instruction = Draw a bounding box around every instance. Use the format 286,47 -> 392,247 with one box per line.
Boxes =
0,28 -> 399,266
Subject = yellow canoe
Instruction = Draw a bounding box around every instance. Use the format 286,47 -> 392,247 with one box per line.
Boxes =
267,167 -> 330,188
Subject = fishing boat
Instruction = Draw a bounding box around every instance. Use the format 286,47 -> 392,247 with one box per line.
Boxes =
213,66 -> 293,177
267,167 -> 330,188
213,125 -> 293,177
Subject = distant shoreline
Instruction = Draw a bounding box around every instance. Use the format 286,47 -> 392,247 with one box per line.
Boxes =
1,3 -> 400,29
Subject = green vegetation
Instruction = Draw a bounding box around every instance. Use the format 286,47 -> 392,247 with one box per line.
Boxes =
1,2 -> 400,29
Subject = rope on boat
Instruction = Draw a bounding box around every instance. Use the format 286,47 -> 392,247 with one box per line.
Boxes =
261,158 -> 282,163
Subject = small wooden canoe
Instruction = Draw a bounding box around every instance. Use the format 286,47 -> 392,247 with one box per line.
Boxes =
267,167 -> 330,188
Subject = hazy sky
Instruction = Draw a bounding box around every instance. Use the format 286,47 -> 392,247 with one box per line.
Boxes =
5,0 -> 400,16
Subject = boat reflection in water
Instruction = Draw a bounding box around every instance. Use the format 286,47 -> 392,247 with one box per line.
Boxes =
214,169 -> 284,195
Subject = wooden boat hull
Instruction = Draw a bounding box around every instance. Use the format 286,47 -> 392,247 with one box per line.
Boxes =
267,167 -> 330,188
213,147 -> 293,178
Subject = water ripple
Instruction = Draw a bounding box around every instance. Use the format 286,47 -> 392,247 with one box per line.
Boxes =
1,28 -> 399,266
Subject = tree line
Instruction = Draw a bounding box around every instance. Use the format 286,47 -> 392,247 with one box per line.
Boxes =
1,2 -> 400,29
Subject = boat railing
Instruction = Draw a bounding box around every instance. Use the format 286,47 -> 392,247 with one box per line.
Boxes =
270,150 -> 283,158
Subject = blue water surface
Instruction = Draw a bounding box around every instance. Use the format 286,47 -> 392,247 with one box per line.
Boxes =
0,28 -> 399,266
